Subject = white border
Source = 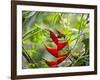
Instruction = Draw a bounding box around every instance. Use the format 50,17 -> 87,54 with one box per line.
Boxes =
17,5 -> 94,75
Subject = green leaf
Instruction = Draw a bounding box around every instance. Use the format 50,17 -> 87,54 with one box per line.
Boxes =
74,58 -> 87,66
82,38 -> 89,54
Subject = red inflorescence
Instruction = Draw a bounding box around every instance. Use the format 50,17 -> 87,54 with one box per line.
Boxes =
44,30 -> 69,67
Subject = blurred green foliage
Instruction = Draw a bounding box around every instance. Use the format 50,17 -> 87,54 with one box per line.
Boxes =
22,11 -> 90,68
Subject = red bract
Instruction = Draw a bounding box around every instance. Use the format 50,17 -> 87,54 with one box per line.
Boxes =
57,56 -> 66,64
45,45 -> 58,57
57,52 -> 70,58
50,31 -> 58,45
45,45 -> 69,58
44,56 -> 66,67
57,41 -> 68,50
44,60 -> 57,67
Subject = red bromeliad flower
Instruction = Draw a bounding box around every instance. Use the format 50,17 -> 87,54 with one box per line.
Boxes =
44,30 -> 69,67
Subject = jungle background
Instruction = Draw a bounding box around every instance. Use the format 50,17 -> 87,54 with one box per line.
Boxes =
22,11 -> 90,69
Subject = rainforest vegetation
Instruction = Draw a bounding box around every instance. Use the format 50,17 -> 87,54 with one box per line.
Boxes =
22,11 -> 89,69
